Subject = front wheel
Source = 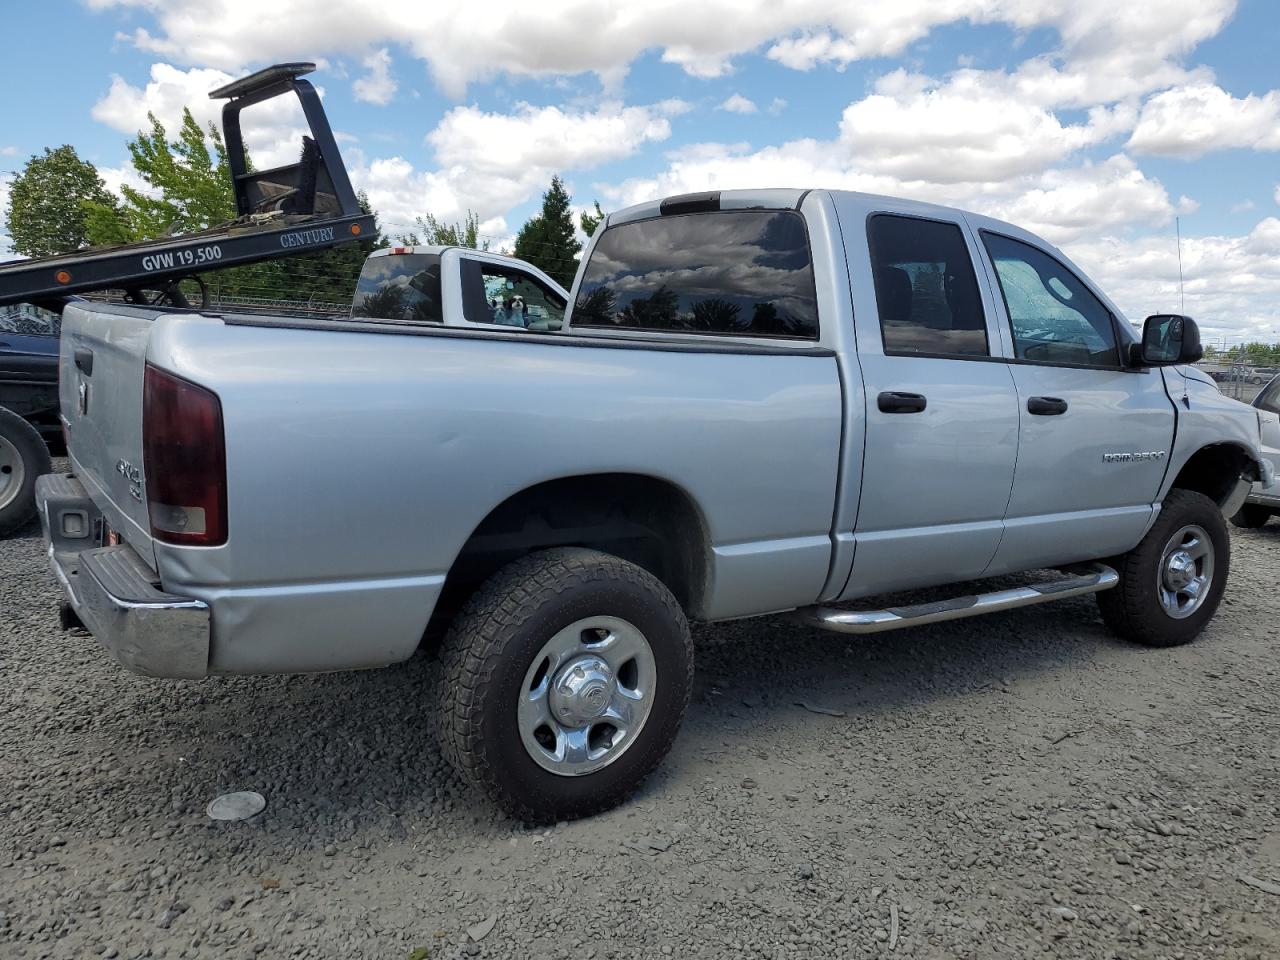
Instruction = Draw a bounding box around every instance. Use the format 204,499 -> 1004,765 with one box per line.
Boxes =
435,548 -> 694,822
0,407 -> 52,537
1097,489 -> 1229,647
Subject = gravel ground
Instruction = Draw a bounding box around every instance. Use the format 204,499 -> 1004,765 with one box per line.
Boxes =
3,486 -> 1279,959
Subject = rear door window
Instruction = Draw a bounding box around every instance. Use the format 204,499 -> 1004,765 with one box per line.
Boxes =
867,214 -> 988,357
573,210 -> 819,338
460,260 -> 567,330
351,253 -> 443,323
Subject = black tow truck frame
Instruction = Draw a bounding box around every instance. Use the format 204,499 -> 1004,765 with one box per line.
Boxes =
0,62 -> 375,534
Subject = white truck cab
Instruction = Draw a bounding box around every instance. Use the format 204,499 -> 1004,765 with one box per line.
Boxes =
353,245 -> 569,332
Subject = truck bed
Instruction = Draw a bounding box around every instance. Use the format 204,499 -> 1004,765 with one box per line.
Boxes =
56,301 -> 843,673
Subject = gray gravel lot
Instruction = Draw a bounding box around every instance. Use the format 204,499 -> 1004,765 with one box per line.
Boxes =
3,492 -> 1279,959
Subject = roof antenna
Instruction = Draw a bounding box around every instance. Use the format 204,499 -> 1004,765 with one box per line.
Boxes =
1176,216 -> 1185,313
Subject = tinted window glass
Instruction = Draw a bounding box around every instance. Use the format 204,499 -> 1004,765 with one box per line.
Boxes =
460,260 -> 567,330
0,302 -> 61,337
352,253 -> 442,323
573,210 -> 818,338
867,215 -> 988,357
982,232 -> 1119,368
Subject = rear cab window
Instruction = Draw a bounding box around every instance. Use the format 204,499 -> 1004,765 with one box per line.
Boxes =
572,210 -> 819,339
866,214 -> 988,358
352,253 -> 443,323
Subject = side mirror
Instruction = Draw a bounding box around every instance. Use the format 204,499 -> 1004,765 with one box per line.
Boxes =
1137,314 -> 1203,366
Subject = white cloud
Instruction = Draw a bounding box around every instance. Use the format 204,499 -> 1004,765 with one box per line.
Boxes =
0,146 -> 16,157
353,48 -> 397,105
97,164 -> 158,201
429,99 -> 687,177
1128,83 -> 1280,157
1067,219 -> 1280,342
345,98 -> 687,233
1231,200 -> 1256,213
86,0 -> 1233,101
719,94 -> 757,114
1275,185 -> 1280,206
991,155 -> 1175,242
768,97 -> 788,115
836,69 -> 1118,184
91,62 -> 314,169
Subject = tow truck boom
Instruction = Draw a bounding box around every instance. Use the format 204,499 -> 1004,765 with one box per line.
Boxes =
0,62 -> 374,308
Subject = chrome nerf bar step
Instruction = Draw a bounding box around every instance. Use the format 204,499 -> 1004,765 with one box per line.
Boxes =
795,563 -> 1119,635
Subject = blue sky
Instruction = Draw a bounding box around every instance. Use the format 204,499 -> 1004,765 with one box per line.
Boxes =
2,0 -> 1280,342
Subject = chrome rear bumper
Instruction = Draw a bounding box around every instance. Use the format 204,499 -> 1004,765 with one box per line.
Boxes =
36,473 -> 209,679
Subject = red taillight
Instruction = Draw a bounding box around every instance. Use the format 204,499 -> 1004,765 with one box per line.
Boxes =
143,364 -> 228,546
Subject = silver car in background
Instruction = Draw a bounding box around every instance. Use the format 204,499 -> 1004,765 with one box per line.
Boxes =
1233,372 -> 1280,528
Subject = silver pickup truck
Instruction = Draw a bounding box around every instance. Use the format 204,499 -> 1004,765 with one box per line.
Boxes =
37,188 -> 1272,821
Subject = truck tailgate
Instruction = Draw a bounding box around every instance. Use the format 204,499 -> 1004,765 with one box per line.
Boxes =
60,302 -> 156,565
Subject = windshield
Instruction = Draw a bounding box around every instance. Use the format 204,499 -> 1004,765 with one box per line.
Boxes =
352,254 -> 443,323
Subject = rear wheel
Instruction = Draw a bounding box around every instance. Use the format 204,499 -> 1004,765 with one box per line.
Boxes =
435,548 -> 693,822
1230,504 -> 1272,529
1097,489 -> 1229,647
0,407 -> 52,537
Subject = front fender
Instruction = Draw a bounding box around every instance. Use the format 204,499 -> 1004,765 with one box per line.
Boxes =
1159,368 -> 1267,508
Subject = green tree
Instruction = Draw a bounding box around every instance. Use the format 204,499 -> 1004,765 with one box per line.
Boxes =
352,282 -> 406,319
580,200 -> 606,238
85,106 -> 385,306
271,191 -> 384,303
617,286 -> 679,328
690,297 -> 741,331
6,146 -> 121,257
84,109 -> 236,245
573,286 -> 617,325
514,176 -> 582,288
404,211 -> 488,250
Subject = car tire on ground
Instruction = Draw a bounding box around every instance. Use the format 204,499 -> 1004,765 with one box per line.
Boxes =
435,547 -> 694,823
1097,488 -> 1229,648
0,407 -> 52,537
1230,504 -> 1272,529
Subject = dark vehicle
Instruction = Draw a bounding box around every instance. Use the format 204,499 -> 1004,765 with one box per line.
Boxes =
0,302 -> 60,533
0,62 -> 374,535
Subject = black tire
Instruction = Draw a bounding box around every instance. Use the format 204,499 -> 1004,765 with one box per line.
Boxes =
1230,504 -> 1272,529
1097,489 -> 1229,647
436,547 -> 693,822
0,407 -> 52,537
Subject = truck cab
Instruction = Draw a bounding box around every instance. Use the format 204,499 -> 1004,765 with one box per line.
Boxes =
353,246 -> 568,332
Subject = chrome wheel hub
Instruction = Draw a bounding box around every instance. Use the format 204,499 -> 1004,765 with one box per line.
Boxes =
549,655 -> 617,728
0,435 -> 25,512
1157,524 -> 1214,620
518,616 -> 656,777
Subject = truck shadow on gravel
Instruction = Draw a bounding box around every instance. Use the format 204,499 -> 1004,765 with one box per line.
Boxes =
118,587 -> 1123,836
